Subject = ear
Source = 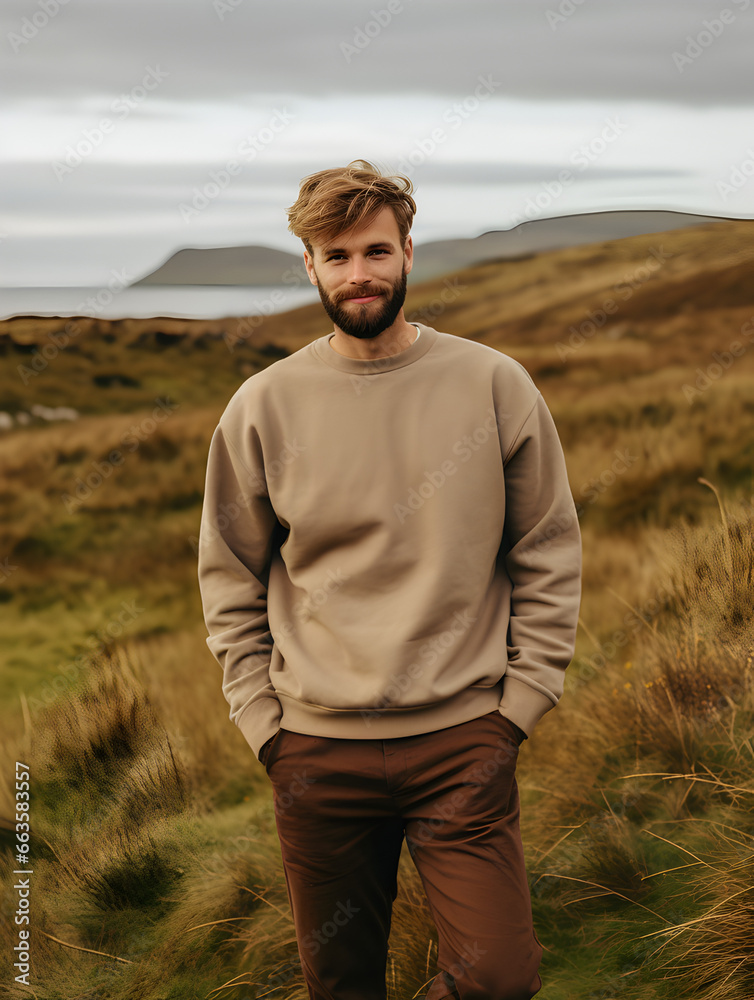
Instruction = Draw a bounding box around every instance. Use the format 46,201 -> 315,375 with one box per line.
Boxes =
303,250 -> 318,286
403,234 -> 414,276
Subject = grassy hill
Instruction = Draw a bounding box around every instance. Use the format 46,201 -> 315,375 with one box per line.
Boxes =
0,218 -> 753,999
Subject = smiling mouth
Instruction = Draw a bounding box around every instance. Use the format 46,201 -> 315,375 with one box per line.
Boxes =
346,294 -> 381,304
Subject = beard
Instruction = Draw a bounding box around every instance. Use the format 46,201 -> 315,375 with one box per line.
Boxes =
315,267 -> 408,340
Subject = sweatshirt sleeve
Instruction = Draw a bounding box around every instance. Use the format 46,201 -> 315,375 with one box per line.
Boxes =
497,393 -> 582,736
197,414 -> 283,760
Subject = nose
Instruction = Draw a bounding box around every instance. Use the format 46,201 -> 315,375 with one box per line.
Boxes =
347,255 -> 372,286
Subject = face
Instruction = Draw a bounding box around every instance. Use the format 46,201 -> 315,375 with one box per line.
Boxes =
304,206 -> 413,340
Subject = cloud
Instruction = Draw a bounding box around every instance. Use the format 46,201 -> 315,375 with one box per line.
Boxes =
2,0 -> 753,290
3,0 -> 753,104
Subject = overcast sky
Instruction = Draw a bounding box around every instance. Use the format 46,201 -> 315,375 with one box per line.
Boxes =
2,0 -> 754,289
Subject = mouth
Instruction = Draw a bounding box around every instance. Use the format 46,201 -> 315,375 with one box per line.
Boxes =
344,293 -> 382,304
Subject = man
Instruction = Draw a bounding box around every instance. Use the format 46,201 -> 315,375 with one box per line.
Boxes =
197,160 -> 582,1000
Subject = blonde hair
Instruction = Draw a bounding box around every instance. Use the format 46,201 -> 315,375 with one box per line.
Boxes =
287,159 -> 416,256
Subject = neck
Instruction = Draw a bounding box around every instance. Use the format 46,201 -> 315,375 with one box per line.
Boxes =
328,315 -> 418,360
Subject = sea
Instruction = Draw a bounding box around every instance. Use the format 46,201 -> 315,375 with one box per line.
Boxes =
0,285 -> 321,321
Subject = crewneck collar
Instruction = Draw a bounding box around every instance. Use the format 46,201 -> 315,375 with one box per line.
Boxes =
312,323 -> 437,375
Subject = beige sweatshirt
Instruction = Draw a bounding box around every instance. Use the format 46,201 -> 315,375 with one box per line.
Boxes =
197,322 -> 582,759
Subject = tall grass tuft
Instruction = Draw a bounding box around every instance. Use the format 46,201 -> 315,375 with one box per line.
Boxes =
525,497 -> 754,998
32,646 -> 189,838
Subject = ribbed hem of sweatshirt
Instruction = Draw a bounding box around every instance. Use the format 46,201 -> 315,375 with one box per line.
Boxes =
271,683 -> 504,740
311,322 -> 438,375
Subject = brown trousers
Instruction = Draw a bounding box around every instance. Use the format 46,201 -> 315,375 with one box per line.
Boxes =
264,710 -> 543,1000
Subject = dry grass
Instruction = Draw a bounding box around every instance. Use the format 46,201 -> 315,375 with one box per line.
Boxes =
2,501 -> 752,997
1,218 -> 754,997
521,499 -> 754,998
